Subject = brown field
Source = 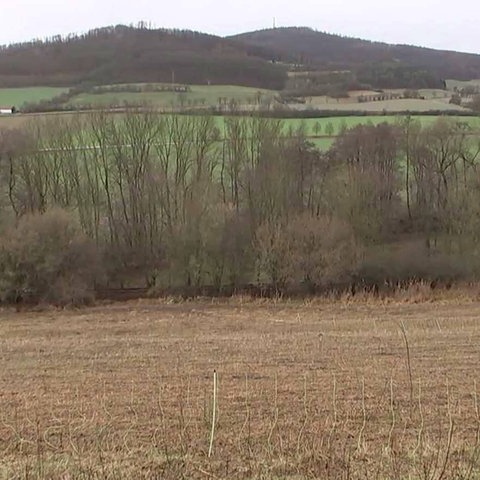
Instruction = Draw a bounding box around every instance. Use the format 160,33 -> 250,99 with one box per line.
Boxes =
2,296 -> 480,479
298,97 -> 468,112
0,111 -> 82,128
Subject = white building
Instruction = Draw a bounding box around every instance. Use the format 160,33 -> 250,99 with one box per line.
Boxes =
0,107 -> 13,115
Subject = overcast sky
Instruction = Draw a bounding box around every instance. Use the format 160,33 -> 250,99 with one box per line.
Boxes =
1,0 -> 479,54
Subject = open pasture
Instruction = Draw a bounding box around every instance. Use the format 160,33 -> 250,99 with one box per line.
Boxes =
282,114 -> 480,136
0,87 -> 69,109
1,112 -> 479,155
2,111 -> 478,133
1,297 -> 480,478
446,79 -> 480,90
68,92 -> 470,114
67,84 -> 276,109
297,97 -> 469,112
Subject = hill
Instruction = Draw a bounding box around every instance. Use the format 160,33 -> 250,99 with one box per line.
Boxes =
231,27 -> 480,89
0,25 -> 286,90
2,25 -> 480,95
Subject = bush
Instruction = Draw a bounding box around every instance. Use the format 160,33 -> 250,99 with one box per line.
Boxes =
254,214 -> 359,292
283,214 -> 359,290
449,93 -> 462,105
357,241 -> 473,288
470,94 -> 480,112
0,209 -> 101,305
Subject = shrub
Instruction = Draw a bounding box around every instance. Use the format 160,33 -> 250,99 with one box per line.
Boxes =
254,214 -> 359,292
283,214 -> 359,290
357,241 -> 473,288
0,209 -> 101,305
470,94 -> 480,112
449,93 -> 462,105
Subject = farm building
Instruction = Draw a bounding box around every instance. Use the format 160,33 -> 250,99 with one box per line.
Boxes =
0,106 -> 15,114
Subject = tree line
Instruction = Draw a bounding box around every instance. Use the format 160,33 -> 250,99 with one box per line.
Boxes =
1,112 -> 480,304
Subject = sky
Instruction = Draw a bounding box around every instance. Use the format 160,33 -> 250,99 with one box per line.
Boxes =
1,0 -> 479,54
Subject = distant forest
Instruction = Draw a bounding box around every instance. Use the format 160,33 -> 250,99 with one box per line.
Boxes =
232,27 -> 480,89
2,25 -> 480,91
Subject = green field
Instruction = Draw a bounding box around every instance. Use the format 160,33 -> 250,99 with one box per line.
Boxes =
310,137 -> 335,150
2,112 -> 479,152
68,84 -> 276,108
2,82 -> 479,116
0,87 -> 68,108
299,97 -> 468,112
1,83 -> 476,117
68,84 -> 468,113
71,92 -> 466,113
445,79 -> 480,90
281,115 -> 480,136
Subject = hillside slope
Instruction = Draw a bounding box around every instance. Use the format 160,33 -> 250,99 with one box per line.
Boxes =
231,28 -> 480,88
0,25 -> 286,89
2,25 -> 480,92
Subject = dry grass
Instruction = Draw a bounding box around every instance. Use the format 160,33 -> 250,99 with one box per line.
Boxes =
2,296 -> 480,479
0,111 -> 84,128
295,97 -> 469,112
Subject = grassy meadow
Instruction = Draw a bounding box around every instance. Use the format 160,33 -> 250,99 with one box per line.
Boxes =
2,111 -> 479,139
1,112 -> 479,158
2,295 -> 480,478
67,88 -> 469,113
67,84 -> 276,109
1,80 -> 478,138
0,82 -> 471,114
0,81 -> 478,156
0,87 -> 69,108
299,97 -> 468,112
282,114 -> 480,134
446,78 -> 480,90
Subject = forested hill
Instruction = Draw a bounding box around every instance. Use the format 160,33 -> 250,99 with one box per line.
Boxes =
0,25 -> 287,89
231,27 -> 480,88
2,25 -> 480,91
